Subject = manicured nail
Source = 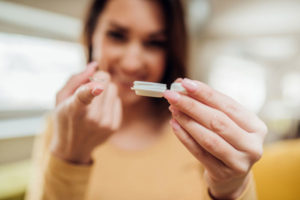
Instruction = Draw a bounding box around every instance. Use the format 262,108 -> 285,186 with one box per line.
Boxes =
169,106 -> 179,116
170,119 -> 181,130
182,78 -> 197,91
171,108 -> 179,116
175,77 -> 183,83
89,61 -> 98,67
87,61 -> 98,72
91,87 -> 103,96
163,90 -> 180,103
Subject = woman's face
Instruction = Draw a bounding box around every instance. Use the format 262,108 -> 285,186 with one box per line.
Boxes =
92,0 -> 167,106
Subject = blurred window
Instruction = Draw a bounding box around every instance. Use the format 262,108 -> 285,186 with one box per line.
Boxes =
208,54 -> 266,113
0,33 -> 84,138
0,32 -> 84,112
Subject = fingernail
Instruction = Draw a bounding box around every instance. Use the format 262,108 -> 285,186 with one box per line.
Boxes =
171,108 -> 179,116
163,90 -> 180,103
87,61 -> 98,72
170,119 -> 181,130
183,78 -> 197,91
91,87 -> 103,96
175,77 -> 183,83
89,61 -> 98,67
168,106 -> 179,116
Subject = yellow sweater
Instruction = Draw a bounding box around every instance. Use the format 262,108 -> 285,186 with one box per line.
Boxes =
26,115 -> 257,200
253,138 -> 300,200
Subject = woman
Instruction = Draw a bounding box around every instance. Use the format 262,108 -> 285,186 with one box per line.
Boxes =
26,0 -> 267,199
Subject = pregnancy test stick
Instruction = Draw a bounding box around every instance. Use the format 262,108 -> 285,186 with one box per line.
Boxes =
131,81 -> 167,97
131,81 -> 186,98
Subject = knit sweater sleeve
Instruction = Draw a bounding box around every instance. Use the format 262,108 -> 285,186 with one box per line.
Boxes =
25,114 -> 91,200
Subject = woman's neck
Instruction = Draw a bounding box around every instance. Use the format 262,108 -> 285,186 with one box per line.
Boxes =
121,100 -> 158,127
108,100 -> 169,151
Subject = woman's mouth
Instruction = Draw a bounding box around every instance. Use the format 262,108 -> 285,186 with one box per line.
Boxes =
113,75 -> 147,90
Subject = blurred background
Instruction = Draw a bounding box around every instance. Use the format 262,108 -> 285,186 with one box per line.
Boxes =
0,0 -> 299,199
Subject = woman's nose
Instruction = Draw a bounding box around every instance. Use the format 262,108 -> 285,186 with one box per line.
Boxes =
119,42 -> 144,74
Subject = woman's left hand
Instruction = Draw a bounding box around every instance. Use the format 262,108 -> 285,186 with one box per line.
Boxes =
163,78 -> 268,199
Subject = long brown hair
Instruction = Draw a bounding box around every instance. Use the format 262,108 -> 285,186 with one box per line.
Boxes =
82,0 -> 188,118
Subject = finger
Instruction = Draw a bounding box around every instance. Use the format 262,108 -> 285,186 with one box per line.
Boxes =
73,81 -> 104,108
170,108 -> 245,171
181,78 -> 267,135
65,61 -> 98,94
112,97 -> 122,130
164,91 -> 249,151
86,71 -> 112,120
91,70 -> 111,87
169,118 -> 223,175
174,78 -> 183,83
56,62 -> 98,105
100,83 -> 119,126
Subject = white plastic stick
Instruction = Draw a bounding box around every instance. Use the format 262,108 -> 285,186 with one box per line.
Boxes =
131,81 -> 186,98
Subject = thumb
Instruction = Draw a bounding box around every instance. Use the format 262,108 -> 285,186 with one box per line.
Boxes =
74,82 -> 104,106
56,62 -> 98,106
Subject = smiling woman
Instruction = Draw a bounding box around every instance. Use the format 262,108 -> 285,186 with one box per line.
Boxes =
82,0 -> 187,116
25,0 -> 265,200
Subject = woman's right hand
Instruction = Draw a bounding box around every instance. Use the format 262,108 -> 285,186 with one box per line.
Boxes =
50,62 -> 122,164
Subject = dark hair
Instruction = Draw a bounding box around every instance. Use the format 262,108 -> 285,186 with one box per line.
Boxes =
82,0 -> 188,119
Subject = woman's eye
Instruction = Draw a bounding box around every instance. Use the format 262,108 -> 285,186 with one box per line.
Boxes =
107,30 -> 126,42
144,40 -> 166,49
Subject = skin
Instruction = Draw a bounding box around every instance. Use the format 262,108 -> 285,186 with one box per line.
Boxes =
92,0 -> 166,106
51,0 -> 167,163
164,78 -> 267,199
51,0 -> 267,199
